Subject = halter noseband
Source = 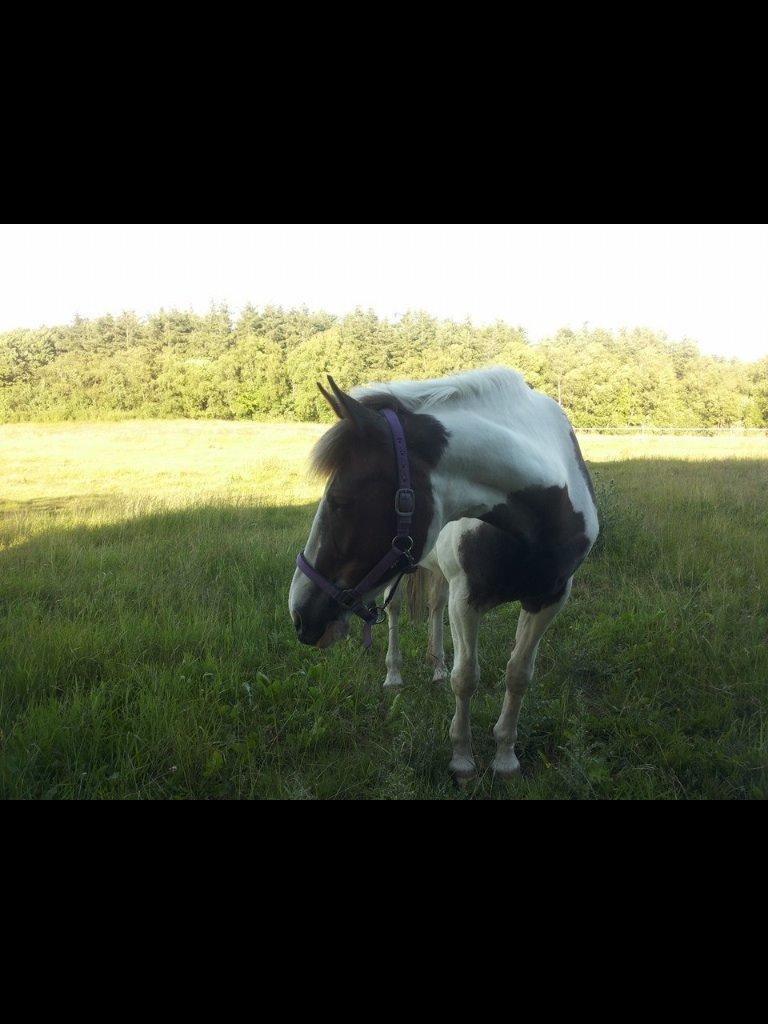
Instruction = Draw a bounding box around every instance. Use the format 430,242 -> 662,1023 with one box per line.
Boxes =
296,408 -> 418,649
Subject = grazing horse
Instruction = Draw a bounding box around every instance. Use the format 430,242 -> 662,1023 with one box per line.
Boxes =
289,367 -> 599,779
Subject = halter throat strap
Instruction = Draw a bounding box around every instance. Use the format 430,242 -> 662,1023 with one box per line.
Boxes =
296,407 -> 417,648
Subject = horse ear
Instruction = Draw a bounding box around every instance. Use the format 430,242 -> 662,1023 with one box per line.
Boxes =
326,375 -> 380,436
317,381 -> 343,419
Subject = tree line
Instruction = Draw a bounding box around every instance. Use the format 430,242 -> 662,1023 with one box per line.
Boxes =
1,304 -> 766,427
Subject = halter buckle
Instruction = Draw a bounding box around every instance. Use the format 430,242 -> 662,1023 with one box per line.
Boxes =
394,488 -> 415,515
337,589 -> 361,611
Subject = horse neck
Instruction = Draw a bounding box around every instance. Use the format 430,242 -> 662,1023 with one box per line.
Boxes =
429,408 -> 555,528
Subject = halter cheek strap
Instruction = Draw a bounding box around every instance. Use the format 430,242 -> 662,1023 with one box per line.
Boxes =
296,408 -> 418,649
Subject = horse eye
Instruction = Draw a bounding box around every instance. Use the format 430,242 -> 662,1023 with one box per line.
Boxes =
329,497 -> 353,513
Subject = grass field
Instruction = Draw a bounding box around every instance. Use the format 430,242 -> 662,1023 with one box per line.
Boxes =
1,421 -> 767,799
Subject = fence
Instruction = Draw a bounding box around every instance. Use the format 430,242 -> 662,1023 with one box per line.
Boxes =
574,426 -> 768,436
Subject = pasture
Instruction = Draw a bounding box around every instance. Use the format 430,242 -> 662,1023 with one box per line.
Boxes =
1,421 -> 766,799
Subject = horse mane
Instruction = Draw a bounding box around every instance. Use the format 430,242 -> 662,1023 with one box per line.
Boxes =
309,420 -> 368,478
351,366 -> 528,412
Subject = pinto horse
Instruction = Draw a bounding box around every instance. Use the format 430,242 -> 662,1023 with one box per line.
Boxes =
289,367 -> 599,779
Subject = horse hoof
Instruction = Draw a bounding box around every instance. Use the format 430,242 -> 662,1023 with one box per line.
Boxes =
383,678 -> 405,691
491,753 -> 521,779
450,755 -> 477,782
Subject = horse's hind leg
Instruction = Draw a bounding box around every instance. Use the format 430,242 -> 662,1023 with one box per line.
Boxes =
383,565 -> 449,691
383,581 -> 405,690
427,569 -> 449,684
492,579 -> 572,778
447,579 -> 482,781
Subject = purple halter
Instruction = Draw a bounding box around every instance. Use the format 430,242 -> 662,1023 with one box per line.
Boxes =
296,408 -> 418,649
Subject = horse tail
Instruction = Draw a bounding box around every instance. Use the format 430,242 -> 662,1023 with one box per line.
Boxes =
406,567 -> 429,623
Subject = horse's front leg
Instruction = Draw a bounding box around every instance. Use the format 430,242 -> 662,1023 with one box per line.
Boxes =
383,581 -> 405,690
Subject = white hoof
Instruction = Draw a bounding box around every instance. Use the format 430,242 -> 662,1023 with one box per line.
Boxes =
449,752 -> 477,781
383,674 -> 405,691
491,748 -> 521,779
431,667 -> 448,685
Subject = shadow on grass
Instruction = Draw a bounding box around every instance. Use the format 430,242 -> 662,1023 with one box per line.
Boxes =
1,458 -> 767,799
0,494 -> 127,517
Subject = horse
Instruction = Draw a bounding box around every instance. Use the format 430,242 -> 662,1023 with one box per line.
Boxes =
289,367 -> 599,779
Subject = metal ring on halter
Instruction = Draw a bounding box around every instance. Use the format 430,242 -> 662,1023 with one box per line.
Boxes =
392,535 -> 414,553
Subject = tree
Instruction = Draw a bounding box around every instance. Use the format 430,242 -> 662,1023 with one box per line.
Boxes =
1,306 -> 764,426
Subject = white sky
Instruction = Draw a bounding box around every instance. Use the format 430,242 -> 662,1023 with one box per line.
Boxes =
1,224 -> 766,359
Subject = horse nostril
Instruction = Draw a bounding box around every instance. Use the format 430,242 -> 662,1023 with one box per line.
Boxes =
293,611 -> 302,634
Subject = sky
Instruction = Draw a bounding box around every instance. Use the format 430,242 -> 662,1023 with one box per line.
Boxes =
1,223 -> 766,360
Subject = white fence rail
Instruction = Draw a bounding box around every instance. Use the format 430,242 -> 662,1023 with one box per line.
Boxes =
574,426 -> 768,436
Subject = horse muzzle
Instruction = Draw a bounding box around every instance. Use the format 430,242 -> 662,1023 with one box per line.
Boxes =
292,608 -> 349,648
314,618 -> 350,649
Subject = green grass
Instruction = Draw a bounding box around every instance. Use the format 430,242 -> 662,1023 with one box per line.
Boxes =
1,422 -> 767,799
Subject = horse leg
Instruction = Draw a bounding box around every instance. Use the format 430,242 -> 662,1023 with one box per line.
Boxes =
447,579 -> 482,780
383,581 -> 405,690
427,568 -> 449,684
492,579 -> 572,778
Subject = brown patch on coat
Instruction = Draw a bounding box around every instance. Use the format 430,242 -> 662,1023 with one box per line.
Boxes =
358,392 -> 450,468
459,485 -> 590,612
